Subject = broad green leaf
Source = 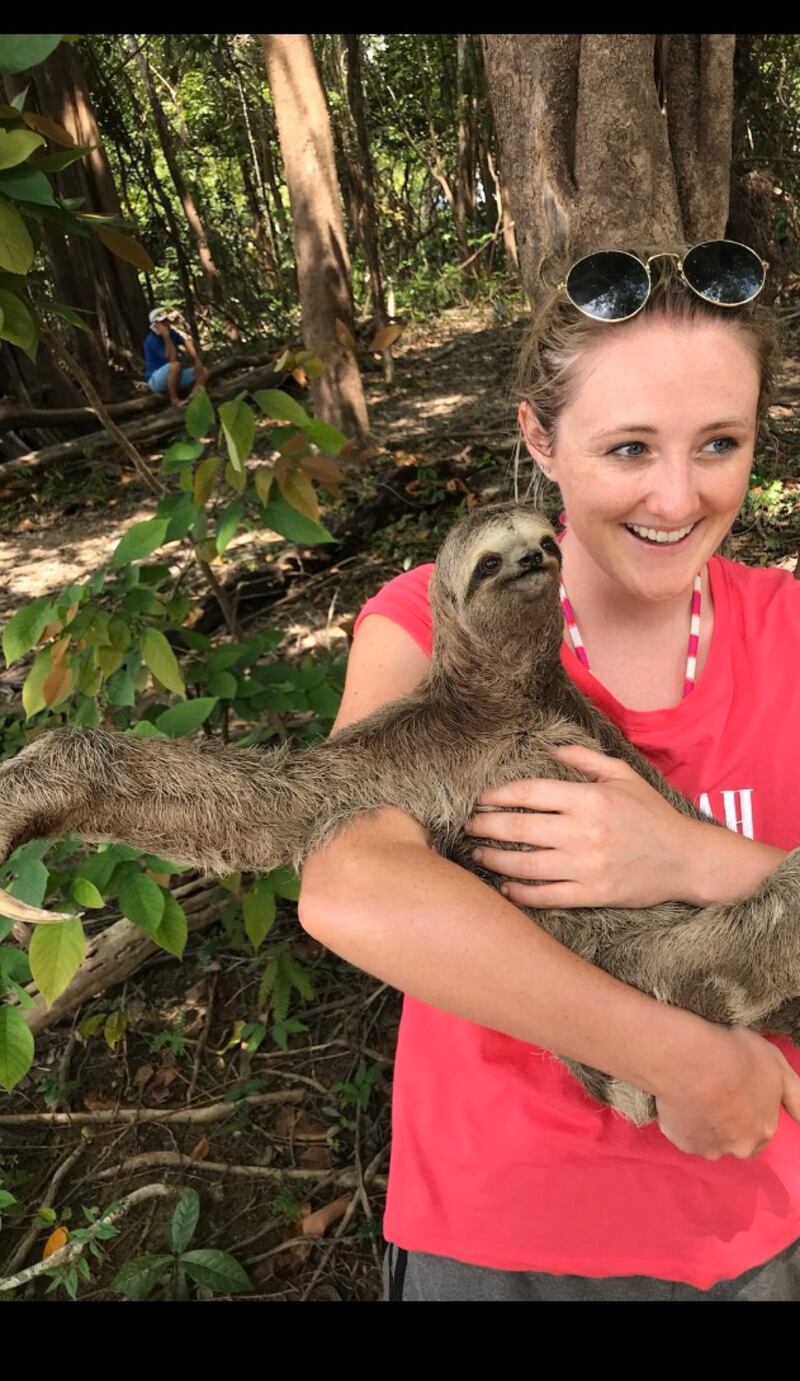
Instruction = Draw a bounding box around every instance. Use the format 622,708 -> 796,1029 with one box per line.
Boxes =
215,498 -> 245,556
0,128 -> 43,170
269,866 -> 301,902
71,878 -> 104,910
260,494 -> 334,546
103,1008 -> 127,1047
29,917 -> 85,1005
2,595 -> 53,665
243,879 -> 276,954
0,945 -> 31,994
111,518 -> 170,567
0,35 -> 63,75
276,468 -> 319,524
162,439 -> 204,473
207,670 -> 237,698
193,454 -> 220,506
49,301 -> 91,332
0,1006 -> 34,1090
0,196 -> 33,272
0,287 -> 35,355
170,1188 -> 200,1254
140,628 -> 185,698
10,853 -> 50,909
110,1254 -> 173,1302
218,398 -> 255,474
22,646 -> 52,718
0,164 -> 55,205
302,416 -> 347,455
185,387 -> 214,441
30,145 -> 93,172
307,683 -> 342,719
127,719 -> 165,738
118,870 -> 165,937
180,1250 -> 251,1294
94,224 -> 154,273
156,891 -> 187,958
106,667 -> 136,707
252,389 -> 310,428
156,698 -> 217,738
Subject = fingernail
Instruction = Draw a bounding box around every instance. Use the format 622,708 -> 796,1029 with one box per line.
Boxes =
472,847 -> 483,863
500,883 -> 509,896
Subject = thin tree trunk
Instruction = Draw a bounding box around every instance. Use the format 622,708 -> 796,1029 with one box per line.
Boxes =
261,34 -> 369,443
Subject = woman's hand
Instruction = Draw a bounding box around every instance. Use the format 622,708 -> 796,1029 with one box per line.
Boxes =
465,743 -> 707,909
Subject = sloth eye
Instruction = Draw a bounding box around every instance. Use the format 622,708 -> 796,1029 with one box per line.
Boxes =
476,553 -> 502,577
540,536 -> 560,557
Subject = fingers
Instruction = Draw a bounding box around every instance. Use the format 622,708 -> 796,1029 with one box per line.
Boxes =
550,743 -> 635,780
476,777 -> 595,811
464,809 -> 570,848
498,879 -> 585,910
472,842 -> 569,885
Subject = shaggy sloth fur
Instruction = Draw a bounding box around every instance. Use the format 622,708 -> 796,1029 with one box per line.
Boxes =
1,501 -> 799,1124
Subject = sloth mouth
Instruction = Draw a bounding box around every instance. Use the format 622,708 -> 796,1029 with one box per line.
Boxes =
505,565 -> 557,586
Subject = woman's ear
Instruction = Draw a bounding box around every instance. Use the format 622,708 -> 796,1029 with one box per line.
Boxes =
518,401 -> 555,477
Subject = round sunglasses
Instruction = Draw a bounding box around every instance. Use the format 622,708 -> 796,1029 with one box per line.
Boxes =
559,240 -> 769,323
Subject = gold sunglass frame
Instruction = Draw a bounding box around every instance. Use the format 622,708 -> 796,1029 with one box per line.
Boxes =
558,240 -> 770,323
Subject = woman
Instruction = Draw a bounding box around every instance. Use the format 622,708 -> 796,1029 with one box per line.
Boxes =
299,245 -> 800,1301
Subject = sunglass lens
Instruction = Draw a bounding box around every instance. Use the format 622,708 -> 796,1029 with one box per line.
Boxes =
565,252 -> 650,321
682,241 -> 765,304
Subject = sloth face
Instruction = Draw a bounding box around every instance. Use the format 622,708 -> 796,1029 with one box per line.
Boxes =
434,503 -> 562,627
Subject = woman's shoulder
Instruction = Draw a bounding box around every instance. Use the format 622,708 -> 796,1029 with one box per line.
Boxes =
712,553 -> 800,641
352,563 -> 435,655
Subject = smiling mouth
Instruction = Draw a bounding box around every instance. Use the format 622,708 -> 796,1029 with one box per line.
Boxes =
623,521 -> 699,547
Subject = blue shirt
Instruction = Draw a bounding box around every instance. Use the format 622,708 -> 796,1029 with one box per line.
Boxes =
143,327 -> 186,380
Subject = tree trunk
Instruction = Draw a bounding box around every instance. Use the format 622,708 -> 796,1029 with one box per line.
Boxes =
261,34 -> 369,443
126,34 -> 223,304
4,44 -> 149,386
482,33 -> 736,304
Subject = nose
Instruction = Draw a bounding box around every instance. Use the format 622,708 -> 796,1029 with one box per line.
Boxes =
518,546 -> 544,571
644,457 -> 699,522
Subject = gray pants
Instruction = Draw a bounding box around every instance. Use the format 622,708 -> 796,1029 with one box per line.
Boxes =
383,1237 -> 800,1301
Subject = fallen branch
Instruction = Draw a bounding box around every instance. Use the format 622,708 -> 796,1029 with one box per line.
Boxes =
90,1149 -> 388,1188
1,1143 -> 86,1278
0,1089 -> 303,1127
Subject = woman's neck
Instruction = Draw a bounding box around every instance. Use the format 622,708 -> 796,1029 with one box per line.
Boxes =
558,529 -> 713,711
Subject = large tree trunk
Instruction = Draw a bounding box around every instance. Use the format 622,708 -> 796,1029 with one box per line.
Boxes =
261,34 -> 369,443
482,34 -> 736,305
3,44 -> 149,387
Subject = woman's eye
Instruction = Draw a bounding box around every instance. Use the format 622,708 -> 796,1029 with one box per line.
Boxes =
610,441 -> 646,459
703,435 -> 738,455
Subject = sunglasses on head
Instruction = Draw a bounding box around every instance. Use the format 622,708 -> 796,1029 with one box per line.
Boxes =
559,240 -> 768,323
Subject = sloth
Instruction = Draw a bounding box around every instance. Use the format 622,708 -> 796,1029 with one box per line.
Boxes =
1,501 -> 799,1124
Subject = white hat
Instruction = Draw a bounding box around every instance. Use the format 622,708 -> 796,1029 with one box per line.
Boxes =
149,307 -> 170,325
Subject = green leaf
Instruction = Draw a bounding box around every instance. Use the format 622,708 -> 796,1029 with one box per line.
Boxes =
2,595 -> 53,665
156,697 -> 217,738
185,387 -> 214,441
111,518 -> 170,567
269,866 -> 301,902
110,1254 -> 173,1302
118,870 -> 165,937
243,879 -> 276,954
0,35 -> 63,75
140,628 -> 185,698
0,128 -> 43,170
207,670 -> 237,699
8,851 -> 49,907
162,439 -> 204,473
21,646 -> 51,718
156,891 -> 187,958
0,287 -> 36,355
49,301 -> 91,332
215,498 -> 245,556
180,1250 -> 251,1295
0,945 -> 31,994
29,918 -> 85,1005
218,398 -> 255,474
260,494 -> 334,546
0,196 -> 34,272
307,683 -> 341,719
252,389 -> 310,428
0,1006 -> 34,1090
170,1188 -> 200,1255
30,145 -> 93,172
127,719 -> 165,738
71,878 -> 104,910
0,164 -> 55,206
302,417 -> 347,455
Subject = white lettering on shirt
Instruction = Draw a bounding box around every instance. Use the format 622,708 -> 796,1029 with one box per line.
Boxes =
695,789 -> 755,840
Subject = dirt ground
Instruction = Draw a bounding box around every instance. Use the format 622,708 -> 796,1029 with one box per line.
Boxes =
1,305 -> 799,1303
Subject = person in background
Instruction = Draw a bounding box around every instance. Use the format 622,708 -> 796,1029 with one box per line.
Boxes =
143,307 -> 208,408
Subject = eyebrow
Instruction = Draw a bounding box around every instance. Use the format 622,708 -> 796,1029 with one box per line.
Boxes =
591,418 -> 752,440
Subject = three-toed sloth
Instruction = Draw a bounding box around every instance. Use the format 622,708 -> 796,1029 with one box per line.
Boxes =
2,502 -> 799,1124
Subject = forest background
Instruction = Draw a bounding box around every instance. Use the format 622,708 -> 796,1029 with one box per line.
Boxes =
0,33 -> 798,1304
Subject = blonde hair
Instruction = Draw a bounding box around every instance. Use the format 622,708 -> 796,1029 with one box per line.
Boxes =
516,253 -> 781,460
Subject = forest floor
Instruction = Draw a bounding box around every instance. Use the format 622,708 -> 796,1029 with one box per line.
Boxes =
0,304 -> 799,1303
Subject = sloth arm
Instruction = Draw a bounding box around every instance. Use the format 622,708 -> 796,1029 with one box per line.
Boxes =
297,614 -> 733,1110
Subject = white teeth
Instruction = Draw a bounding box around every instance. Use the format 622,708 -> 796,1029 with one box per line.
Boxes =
626,523 -> 694,545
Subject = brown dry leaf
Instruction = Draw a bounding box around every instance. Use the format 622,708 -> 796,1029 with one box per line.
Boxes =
299,453 -> 344,498
147,1067 -> 179,1103
301,1195 -> 351,1237
297,1143 -> 332,1170
369,323 -> 404,352
276,467 -> 319,524
43,1226 -> 69,1259
272,1105 -> 298,1138
190,1136 -> 210,1161
335,318 -> 358,353
293,1114 -> 330,1142
254,466 -> 274,504
83,1092 -> 114,1111
133,1063 -> 154,1088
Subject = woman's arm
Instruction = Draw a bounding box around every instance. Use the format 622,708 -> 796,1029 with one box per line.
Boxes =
299,615 -> 800,1158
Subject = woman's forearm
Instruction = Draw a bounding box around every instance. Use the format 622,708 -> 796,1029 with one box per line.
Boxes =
298,808 -> 717,1103
687,818 -> 786,906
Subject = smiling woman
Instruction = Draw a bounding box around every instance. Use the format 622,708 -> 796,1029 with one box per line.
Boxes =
298,249 -> 800,1301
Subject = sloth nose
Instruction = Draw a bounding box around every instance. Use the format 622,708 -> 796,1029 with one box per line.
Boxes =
518,546 -> 544,571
